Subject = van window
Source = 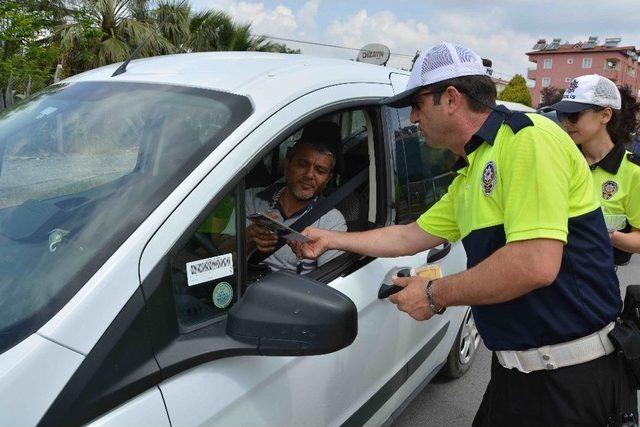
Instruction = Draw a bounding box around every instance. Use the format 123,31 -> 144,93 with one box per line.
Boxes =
172,191 -> 239,328
392,106 -> 457,223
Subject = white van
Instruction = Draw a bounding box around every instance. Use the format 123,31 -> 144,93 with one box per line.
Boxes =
0,52 -> 479,426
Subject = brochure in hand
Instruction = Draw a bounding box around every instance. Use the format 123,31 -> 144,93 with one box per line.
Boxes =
247,212 -> 311,243
411,264 -> 443,281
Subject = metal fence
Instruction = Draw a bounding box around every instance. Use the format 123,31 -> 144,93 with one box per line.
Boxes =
0,64 -> 64,110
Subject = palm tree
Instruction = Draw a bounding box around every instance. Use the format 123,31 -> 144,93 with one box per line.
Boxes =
186,9 -> 229,53
54,0 -> 174,72
53,0 -> 295,74
172,6 -> 277,53
154,0 -> 190,50
208,19 -> 273,52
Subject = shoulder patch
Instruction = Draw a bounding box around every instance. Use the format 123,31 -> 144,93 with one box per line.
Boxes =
627,153 -> 640,167
504,112 -> 534,134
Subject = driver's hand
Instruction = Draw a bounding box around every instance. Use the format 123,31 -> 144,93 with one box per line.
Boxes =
247,213 -> 279,253
288,226 -> 332,260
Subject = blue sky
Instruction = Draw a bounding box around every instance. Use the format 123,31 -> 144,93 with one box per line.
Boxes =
190,0 -> 640,82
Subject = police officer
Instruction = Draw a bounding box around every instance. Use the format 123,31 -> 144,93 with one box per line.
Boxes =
543,74 -> 640,264
290,43 -> 636,425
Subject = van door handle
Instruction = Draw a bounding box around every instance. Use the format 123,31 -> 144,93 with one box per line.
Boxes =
427,242 -> 451,263
378,267 -> 411,299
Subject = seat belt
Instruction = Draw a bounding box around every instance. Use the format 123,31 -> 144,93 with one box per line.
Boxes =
250,168 -> 368,264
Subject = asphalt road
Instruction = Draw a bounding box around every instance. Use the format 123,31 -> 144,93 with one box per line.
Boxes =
393,257 -> 640,426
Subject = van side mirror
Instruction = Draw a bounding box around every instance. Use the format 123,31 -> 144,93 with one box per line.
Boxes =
226,270 -> 357,356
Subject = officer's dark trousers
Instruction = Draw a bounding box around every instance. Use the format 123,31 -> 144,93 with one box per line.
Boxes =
473,352 -> 637,426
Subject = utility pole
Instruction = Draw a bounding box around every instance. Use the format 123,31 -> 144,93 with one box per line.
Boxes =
410,50 -> 421,71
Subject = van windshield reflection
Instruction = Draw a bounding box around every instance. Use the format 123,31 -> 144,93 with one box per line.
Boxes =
0,81 -> 253,354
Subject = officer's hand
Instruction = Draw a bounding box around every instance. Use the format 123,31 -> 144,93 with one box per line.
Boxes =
389,276 -> 434,321
288,227 -> 332,260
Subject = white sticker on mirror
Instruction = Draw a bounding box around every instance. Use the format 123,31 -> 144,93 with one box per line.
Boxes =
186,253 -> 234,287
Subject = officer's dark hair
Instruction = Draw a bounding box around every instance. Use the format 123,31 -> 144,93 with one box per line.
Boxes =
607,85 -> 640,145
425,75 -> 497,113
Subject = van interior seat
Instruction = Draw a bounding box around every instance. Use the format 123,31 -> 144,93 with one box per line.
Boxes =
335,149 -> 369,231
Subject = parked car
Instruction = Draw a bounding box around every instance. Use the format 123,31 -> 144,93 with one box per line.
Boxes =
0,52 -> 479,426
536,109 -> 562,124
495,99 -> 536,113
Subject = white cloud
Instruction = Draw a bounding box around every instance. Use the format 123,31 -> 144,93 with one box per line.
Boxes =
228,2 -> 298,35
185,1 -> 640,80
204,1 -> 534,75
326,8 -> 533,75
191,1 -> 323,39
327,10 -> 428,68
296,0 -> 319,37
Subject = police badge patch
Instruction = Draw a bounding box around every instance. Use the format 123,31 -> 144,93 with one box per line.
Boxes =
482,161 -> 497,196
601,180 -> 618,200
563,79 -> 579,100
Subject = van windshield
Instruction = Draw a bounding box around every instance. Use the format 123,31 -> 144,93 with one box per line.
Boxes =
0,81 -> 252,353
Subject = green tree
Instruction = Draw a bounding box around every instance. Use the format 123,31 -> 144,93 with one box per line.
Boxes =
1,0 -> 299,94
0,0 -> 59,60
180,7 -> 278,53
203,18 -> 268,51
538,86 -> 564,108
154,0 -> 190,50
54,0 -> 295,74
498,74 -> 532,107
261,42 -> 301,54
0,1 -> 61,102
54,0 -> 175,72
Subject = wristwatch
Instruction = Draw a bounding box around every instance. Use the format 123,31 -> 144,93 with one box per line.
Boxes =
425,280 -> 446,315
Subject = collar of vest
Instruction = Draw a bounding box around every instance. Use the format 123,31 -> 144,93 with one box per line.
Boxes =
451,105 -> 534,172
588,142 -> 625,174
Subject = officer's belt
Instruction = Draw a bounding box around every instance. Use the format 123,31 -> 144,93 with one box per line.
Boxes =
496,321 -> 615,373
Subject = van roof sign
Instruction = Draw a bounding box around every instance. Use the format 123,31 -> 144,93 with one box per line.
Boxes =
357,43 -> 391,66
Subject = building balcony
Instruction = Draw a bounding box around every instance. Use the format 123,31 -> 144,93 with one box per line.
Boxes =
602,68 -> 620,82
527,67 -> 537,80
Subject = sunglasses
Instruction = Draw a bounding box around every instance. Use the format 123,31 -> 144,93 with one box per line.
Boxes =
556,107 -> 604,124
410,90 -> 445,109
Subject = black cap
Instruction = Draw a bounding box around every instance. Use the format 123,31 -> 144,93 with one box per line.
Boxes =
541,100 -> 597,113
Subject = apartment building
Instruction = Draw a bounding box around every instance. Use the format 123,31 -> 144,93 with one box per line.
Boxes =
527,37 -> 640,107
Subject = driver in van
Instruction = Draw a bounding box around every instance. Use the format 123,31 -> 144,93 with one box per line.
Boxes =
245,121 -> 347,274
